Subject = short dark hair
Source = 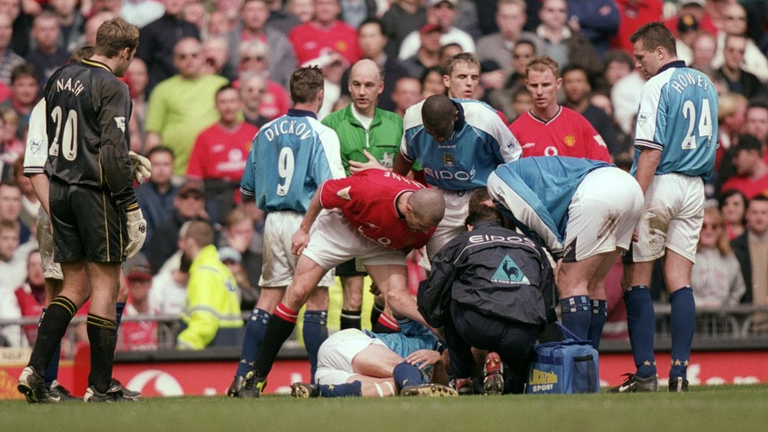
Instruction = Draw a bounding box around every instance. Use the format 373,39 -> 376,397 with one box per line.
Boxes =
216,84 -> 239,100
422,94 -> 455,131
749,194 -> 768,209
358,18 -> 384,36
148,145 -> 175,160
732,134 -> 763,155
11,63 -> 38,84
747,97 -> 768,111
290,66 -> 324,104
95,17 -> 140,58
181,221 -> 215,247
466,189 -> 503,226
602,49 -> 634,73
629,22 -> 676,57
70,45 -> 96,63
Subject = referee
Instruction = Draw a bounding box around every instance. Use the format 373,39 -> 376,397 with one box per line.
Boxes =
17,18 -> 146,403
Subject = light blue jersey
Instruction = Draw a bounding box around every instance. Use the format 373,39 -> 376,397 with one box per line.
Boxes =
488,157 -> 610,258
631,61 -> 718,181
240,109 -> 345,213
365,318 -> 441,358
400,99 -> 520,190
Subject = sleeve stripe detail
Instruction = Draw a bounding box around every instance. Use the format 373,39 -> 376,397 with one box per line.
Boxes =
634,140 -> 663,151
240,187 -> 255,197
125,203 -> 139,211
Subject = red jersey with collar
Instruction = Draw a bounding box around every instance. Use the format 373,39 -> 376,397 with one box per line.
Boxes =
288,20 -> 362,66
721,173 -> 768,199
14,285 -> 45,345
318,169 -> 434,250
187,122 -> 258,181
510,106 -> 611,162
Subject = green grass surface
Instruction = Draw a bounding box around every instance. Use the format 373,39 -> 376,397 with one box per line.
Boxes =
2,385 -> 767,432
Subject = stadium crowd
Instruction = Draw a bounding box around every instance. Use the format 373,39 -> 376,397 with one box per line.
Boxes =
1,0 -> 768,399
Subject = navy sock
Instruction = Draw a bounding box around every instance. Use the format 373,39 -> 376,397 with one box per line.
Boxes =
29,297 -> 76,375
303,310 -> 328,383
340,309 -> 362,330
235,308 -> 271,378
624,286 -> 656,378
319,381 -> 362,398
369,303 -> 384,330
115,302 -> 126,329
589,299 -> 608,350
43,344 -> 61,389
560,295 -> 591,341
669,287 -> 695,379
393,362 -> 424,391
253,303 -> 297,380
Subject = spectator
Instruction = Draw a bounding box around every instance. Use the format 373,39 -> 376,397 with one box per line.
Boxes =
0,13 -> 25,86
127,57 -> 149,153
147,179 -> 208,274
561,64 -> 622,156
691,207 -> 746,307
50,0 -> 85,54
398,0 -> 475,61
182,1 -> 208,36
664,0 -> 717,39
10,249 -> 45,346
208,8 -> 233,37
117,263 -> 160,351
712,2 -> 768,82
236,40 -> 291,122
202,36 -> 237,82
1,0 -> 32,59
391,75 -> 421,117
0,63 -> 37,139
289,0 -> 361,66
610,0 -> 663,55
137,146 -> 179,249
267,0 -> 302,35
745,99 -> 768,154
402,23 -> 442,80
340,19 -> 409,111
380,0 -> 426,59
565,0 -> 619,59
535,0 -> 599,75
219,206 -> 263,284
600,49 -> 633,92
239,73 -> 270,128
150,253 -> 189,315
225,0 -> 297,89
144,37 -> 229,174
0,218 -> 31,295
477,0 -> 541,81
137,0 -> 200,93
219,245 -> 259,312
120,0 -> 165,29
420,65 -> 444,98
0,180 -> 29,242
716,93 -> 748,170
720,189 -> 748,241
25,12 -> 69,91
187,85 -> 259,225
715,34 -> 766,100
0,111 -> 24,180
338,0 -> 377,29
722,135 -> 768,199
176,221 -> 243,350
731,195 -> 768,330
12,158 -> 37,235
287,0 -> 315,24
690,31 -> 718,78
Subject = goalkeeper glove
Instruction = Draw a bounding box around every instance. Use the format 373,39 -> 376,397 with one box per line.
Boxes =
129,151 -> 152,184
125,208 -> 147,258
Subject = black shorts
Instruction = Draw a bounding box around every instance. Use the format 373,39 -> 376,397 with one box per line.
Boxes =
50,178 -> 127,263
334,258 -> 367,277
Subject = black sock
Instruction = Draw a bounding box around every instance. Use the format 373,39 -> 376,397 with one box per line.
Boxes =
369,303 -> 384,330
87,314 -> 117,393
340,309 -> 362,330
29,296 -> 76,374
253,305 -> 297,379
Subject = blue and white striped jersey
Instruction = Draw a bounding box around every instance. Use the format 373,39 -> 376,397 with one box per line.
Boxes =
240,109 -> 345,213
400,98 -> 520,190
632,61 -> 718,181
488,157 -> 610,258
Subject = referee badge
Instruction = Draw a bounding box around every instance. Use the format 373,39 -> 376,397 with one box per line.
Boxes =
443,152 -> 455,167
114,116 -> 126,132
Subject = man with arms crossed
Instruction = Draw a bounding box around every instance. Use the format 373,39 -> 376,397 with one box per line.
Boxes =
614,22 -> 718,393
17,18 -> 147,403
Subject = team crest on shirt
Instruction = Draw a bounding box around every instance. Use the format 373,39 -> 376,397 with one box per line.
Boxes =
564,135 -> 576,147
638,112 -> 651,126
337,186 -> 351,200
29,139 -> 43,154
114,116 -> 126,132
443,152 -> 456,167
380,152 -> 394,167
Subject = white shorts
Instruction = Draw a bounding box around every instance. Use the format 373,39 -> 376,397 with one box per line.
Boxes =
36,207 -> 63,280
563,168 -> 644,262
315,329 -> 386,385
627,173 -> 705,263
260,211 -> 335,288
303,210 -> 407,271
425,188 -> 474,258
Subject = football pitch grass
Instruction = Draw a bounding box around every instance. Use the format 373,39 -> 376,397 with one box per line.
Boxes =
2,385 -> 767,432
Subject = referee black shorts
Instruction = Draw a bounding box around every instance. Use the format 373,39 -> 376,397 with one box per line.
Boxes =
334,258 -> 367,278
50,178 -> 127,263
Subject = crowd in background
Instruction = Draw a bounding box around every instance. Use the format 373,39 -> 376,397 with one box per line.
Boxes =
1,0 -> 768,351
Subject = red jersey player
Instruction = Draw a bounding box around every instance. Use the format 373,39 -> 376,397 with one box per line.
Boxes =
509,56 -> 611,162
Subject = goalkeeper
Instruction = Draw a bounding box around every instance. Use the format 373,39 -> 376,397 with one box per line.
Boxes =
17,18 -> 149,404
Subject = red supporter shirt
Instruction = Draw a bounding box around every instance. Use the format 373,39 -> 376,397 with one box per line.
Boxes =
510,106 -> 611,162
187,122 -> 257,181
611,0 -> 664,53
116,303 -> 159,352
288,20 -> 362,66
721,173 -> 768,199
260,81 -> 291,120
14,285 -> 45,345
318,169 -> 434,250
